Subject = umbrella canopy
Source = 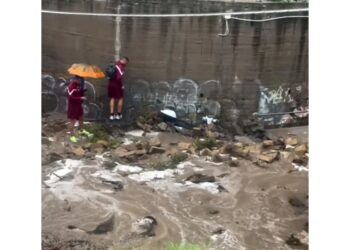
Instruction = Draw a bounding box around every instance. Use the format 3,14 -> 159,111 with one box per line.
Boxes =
68,63 -> 105,79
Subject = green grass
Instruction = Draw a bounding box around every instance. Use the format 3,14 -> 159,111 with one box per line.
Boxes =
193,137 -> 217,151
152,152 -> 188,170
83,123 -> 110,143
163,243 -> 208,250
171,152 -> 188,164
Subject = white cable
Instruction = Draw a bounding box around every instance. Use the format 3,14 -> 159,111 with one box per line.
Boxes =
218,15 -> 307,36
41,8 -> 308,18
230,15 -> 308,22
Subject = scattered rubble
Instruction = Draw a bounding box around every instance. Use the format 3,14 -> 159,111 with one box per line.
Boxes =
228,157 -> 239,167
286,230 -> 309,246
285,136 -> 299,146
258,150 -> 279,163
131,216 -> 158,237
149,146 -> 166,154
295,144 -> 308,155
262,140 -> 274,147
72,147 -> 85,157
42,114 -> 308,250
185,173 -> 216,183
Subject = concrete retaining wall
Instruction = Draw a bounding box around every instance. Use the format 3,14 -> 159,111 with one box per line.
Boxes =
42,0 -> 308,127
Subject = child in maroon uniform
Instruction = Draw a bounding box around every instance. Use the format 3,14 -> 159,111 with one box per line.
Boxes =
108,57 -> 129,120
67,76 -> 86,142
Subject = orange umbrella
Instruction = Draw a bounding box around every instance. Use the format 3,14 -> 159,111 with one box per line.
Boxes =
68,63 -> 105,79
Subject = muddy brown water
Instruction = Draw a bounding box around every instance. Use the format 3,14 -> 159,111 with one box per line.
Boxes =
42,131 -> 308,250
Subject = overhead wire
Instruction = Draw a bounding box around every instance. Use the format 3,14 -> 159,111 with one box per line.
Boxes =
41,8 -> 308,18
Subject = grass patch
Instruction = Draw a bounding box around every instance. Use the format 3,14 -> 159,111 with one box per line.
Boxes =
151,159 -> 177,170
171,152 -> 188,164
193,137 -> 217,151
83,123 -> 111,143
109,138 -> 123,149
152,152 -> 188,170
163,243 -> 208,250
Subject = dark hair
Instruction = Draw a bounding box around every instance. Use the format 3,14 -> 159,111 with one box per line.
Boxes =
121,56 -> 129,62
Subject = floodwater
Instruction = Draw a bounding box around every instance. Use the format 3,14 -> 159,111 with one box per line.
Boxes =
42,132 -> 308,250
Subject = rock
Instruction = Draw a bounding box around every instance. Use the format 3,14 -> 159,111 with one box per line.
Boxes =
246,144 -> 262,157
112,148 -> 129,158
206,130 -> 219,139
157,122 -> 168,131
135,141 -> 145,150
96,140 -> 109,147
262,140 -> 274,147
178,142 -> 191,150
280,151 -> 294,162
92,146 -> 104,154
149,137 -> 161,147
42,137 -> 51,145
200,148 -> 212,156
148,146 -> 166,154
228,158 -> 239,167
63,199 -> 71,212
136,121 -> 151,132
286,230 -> 308,246
208,208 -> 219,215
233,146 -> 249,158
185,173 -> 215,183
212,153 -> 230,163
115,164 -> 143,175
274,137 -> 286,146
135,149 -> 147,156
102,180 -> 124,191
131,216 -> 158,236
192,127 -> 203,137
102,161 -> 117,169
219,143 -> 234,154
90,143 -> 105,154
234,135 -> 255,145
212,227 -> 225,235
82,143 -> 92,150
124,143 -> 137,151
112,148 -> 138,159
254,159 -> 269,168
218,184 -> 228,192
285,136 -> 298,146
84,151 -> 95,160
258,151 -> 278,163
295,144 -> 307,155
292,155 -> 308,166
233,142 -> 244,149
72,147 -> 85,157
289,197 -> 308,209
47,152 -> 64,163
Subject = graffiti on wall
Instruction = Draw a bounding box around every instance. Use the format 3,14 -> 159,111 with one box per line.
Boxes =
42,74 -> 102,120
126,78 -> 223,121
258,84 -> 308,126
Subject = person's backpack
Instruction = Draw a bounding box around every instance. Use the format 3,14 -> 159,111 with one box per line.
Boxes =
105,63 -> 116,80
